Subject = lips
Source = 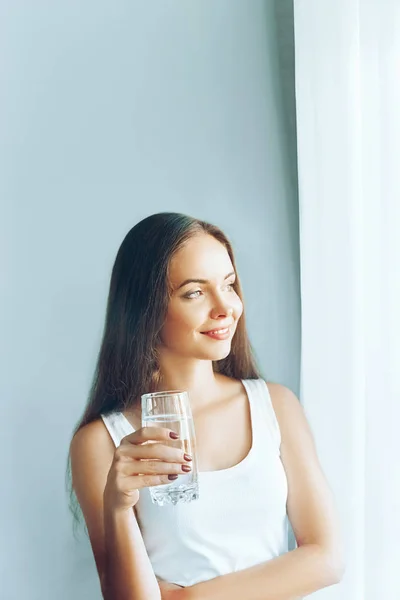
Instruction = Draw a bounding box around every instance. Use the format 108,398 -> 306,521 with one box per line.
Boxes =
202,327 -> 230,335
201,322 -> 233,334
200,327 -> 232,340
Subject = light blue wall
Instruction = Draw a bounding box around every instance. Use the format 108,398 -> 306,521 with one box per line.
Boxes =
1,1 -> 298,598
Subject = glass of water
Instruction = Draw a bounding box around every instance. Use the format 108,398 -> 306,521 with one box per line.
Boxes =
141,390 -> 199,506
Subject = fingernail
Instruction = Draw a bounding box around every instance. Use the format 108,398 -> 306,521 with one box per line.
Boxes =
169,432 -> 179,439
168,474 -> 179,480
182,465 -> 192,472
184,453 -> 192,461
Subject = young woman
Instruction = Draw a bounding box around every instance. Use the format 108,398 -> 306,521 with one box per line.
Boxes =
68,212 -> 344,600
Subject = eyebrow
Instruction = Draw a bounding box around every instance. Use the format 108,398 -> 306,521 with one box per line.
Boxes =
176,271 -> 236,290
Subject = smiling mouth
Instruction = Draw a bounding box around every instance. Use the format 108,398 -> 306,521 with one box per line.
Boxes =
202,327 -> 229,335
200,327 -> 232,340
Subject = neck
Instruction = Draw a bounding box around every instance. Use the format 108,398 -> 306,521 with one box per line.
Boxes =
156,350 -> 223,409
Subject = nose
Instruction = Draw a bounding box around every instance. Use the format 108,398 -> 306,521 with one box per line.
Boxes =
210,300 -> 234,321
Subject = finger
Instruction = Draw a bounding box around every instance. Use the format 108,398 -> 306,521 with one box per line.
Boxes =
119,443 -> 191,464
121,427 -> 179,446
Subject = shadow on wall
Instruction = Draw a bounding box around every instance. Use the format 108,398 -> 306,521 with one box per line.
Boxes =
271,0 -> 298,554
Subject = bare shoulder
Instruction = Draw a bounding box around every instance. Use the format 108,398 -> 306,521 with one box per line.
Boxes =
70,418 -> 116,498
265,381 -> 319,469
70,419 -> 115,508
265,381 -> 300,410
265,382 -> 307,435
70,418 -> 115,465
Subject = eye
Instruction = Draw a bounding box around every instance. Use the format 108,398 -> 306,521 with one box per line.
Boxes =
184,290 -> 203,300
225,282 -> 235,291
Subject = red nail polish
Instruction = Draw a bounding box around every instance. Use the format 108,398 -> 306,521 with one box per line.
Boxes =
184,453 -> 192,461
168,474 -> 179,480
170,432 -> 179,439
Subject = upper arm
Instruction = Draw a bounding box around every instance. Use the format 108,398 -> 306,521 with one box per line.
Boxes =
267,383 -> 345,578
70,419 -> 116,585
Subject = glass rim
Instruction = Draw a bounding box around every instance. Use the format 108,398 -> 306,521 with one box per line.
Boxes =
141,390 -> 188,400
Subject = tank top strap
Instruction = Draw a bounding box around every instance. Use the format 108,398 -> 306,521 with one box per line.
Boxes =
100,412 -> 134,447
242,378 -> 282,455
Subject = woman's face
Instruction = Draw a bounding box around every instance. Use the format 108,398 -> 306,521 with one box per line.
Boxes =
159,233 -> 243,361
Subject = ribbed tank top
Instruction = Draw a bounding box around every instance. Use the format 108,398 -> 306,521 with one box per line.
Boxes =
100,378 -> 289,587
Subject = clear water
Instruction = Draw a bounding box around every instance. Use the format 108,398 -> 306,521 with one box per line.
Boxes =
142,414 -> 199,506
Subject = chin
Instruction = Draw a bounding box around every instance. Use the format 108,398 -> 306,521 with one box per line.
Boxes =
179,336 -> 234,361
204,346 -> 232,361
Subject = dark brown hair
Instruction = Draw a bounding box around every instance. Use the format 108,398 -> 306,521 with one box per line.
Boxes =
66,212 -> 261,533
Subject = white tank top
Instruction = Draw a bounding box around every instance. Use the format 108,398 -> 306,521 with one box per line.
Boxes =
101,378 -> 289,587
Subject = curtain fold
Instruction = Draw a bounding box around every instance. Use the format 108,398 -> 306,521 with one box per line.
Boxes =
293,1 -> 400,598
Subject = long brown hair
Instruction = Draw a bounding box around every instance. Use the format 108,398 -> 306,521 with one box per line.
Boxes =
66,213 -> 262,533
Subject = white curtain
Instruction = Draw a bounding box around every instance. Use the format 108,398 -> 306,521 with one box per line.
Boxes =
293,1 -> 400,599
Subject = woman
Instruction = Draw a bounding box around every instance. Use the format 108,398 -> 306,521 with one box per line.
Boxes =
68,212 -> 344,600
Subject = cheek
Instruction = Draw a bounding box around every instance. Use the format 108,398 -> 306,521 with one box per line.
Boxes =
232,295 -> 244,319
162,304 -> 200,338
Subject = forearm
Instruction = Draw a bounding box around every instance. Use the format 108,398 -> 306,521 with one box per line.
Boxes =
103,506 -> 161,600
185,544 -> 342,600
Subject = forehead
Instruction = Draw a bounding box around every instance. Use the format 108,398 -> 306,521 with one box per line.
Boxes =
169,234 -> 233,283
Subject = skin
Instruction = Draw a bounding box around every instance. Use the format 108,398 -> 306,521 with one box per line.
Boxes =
159,232 -> 243,372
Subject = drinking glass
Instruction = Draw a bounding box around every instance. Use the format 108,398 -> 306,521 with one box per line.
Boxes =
141,390 -> 199,506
